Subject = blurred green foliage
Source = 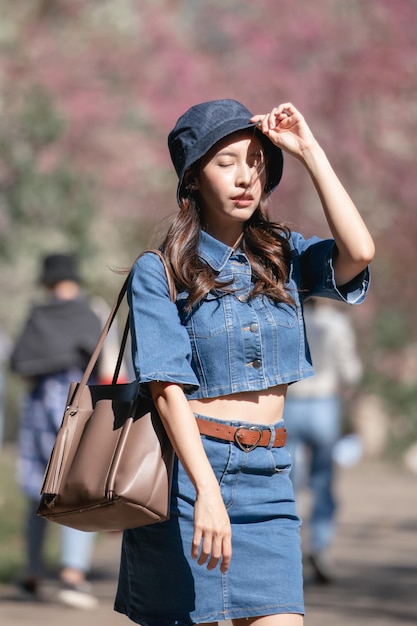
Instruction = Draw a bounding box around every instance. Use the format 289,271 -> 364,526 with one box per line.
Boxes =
0,87 -> 96,261
372,311 -> 409,352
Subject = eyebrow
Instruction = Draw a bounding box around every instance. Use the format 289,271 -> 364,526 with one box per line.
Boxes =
216,149 -> 233,155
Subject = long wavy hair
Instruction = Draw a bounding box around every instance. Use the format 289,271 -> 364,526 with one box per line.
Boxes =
161,192 -> 294,311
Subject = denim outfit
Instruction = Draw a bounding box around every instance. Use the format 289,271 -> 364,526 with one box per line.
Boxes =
127,230 -> 369,401
115,230 -> 370,625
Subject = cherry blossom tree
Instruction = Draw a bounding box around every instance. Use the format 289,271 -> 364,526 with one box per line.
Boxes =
1,0 -> 416,369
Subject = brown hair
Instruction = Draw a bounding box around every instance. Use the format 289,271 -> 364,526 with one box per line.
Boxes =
162,195 -> 294,311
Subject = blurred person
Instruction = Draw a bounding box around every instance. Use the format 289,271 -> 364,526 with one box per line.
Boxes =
10,253 -> 102,608
114,99 -> 374,626
283,298 -> 363,584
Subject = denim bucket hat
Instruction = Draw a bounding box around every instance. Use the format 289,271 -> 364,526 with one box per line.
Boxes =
168,99 -> 284,205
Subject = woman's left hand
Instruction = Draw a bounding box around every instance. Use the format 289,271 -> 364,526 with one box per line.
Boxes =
250,103 -> 318,159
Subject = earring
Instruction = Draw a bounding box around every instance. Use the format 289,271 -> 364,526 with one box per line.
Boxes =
186,182 -> 198,192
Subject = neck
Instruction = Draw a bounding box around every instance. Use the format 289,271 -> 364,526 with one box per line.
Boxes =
231,232 -> 244,250
203,227 -> 244,249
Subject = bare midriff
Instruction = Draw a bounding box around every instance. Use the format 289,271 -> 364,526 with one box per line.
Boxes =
188,383 -> 288,425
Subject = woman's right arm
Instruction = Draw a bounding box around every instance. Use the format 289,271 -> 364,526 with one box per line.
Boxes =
150,380 -> 232,573
129,254 -> 231,570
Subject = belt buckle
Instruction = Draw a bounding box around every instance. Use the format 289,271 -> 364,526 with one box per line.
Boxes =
234,426 -> 263,452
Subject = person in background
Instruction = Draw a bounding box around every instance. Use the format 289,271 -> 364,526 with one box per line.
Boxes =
10,253 -> 102,609
283,298 -> 363,584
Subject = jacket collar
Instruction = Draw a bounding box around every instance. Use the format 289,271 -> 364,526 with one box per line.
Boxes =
198,230 -> 237,272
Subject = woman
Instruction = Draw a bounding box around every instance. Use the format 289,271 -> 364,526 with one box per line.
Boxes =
115,99 -> 374,626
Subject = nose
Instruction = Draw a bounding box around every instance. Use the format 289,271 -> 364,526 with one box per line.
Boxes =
236,163 -> 252,188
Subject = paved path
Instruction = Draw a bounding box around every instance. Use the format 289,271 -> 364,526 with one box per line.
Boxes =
1,461 -> 416,625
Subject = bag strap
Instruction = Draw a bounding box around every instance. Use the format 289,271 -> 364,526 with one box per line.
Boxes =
112,249 -> 177,384
69,249 -> 176,408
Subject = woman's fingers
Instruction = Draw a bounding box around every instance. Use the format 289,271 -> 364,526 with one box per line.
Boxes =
191,527 -> 203,561
219,534 -> 232,573
192,491 -> 232,571
192,527 -> 232,572
251,103 -> 294,131
251,103 -> 315,156
197,533 -> 215,567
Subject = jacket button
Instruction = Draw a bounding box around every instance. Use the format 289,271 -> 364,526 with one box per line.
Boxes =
250,323 -> 259,332
237,294 -> 248,302
252,359 -> 262,369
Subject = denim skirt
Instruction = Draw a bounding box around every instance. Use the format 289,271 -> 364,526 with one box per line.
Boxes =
114,415 -> 304,625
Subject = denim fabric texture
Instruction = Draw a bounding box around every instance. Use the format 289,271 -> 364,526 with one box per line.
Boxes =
115,415 -> 304,625
128,230 -> 370,400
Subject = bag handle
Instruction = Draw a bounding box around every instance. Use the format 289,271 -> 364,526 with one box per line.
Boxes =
111,249 -> 177,384
68,249 -> 176,409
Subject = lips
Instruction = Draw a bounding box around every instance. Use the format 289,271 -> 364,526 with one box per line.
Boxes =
232,194 -> 254,206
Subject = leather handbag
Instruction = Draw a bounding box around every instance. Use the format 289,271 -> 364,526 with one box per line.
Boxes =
37,250 -> 176,532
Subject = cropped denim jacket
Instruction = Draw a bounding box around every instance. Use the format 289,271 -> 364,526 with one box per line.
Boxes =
128,230 -> 370,399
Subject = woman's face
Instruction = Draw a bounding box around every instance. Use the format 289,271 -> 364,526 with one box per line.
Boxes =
195,131 -> 267,239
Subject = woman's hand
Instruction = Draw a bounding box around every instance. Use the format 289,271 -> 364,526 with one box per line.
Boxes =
150,381 -> 232,572
251,103 -> 318,160
193,487 -> 232,573
252,102 -> 375,285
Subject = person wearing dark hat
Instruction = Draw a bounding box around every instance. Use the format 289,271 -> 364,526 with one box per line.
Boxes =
10,253 -> 102,608
115,100 -> 375,625
38,252 -> 81,286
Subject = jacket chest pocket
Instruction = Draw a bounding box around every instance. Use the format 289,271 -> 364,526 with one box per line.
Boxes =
186,293 -> 228,339
260,299 -> 299,329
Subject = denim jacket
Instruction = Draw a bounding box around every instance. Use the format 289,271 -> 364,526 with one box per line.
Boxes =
128,230 -> 370,399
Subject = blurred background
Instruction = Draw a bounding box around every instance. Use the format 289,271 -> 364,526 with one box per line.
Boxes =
0,0 -> 416,585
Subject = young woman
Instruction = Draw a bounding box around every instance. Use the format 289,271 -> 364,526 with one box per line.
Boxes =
115,99 -> 374,626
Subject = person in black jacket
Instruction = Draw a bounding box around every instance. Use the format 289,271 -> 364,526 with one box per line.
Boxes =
10,253 -> 102,608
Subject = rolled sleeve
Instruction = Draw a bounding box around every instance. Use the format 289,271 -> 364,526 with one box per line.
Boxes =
291,233 -> 371,305
128,253 -> 200,397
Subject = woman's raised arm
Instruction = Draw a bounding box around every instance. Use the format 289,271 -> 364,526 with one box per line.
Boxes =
251,103 -> 375,286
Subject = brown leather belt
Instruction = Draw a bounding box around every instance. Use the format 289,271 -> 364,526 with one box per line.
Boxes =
195,417 -> 287,452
